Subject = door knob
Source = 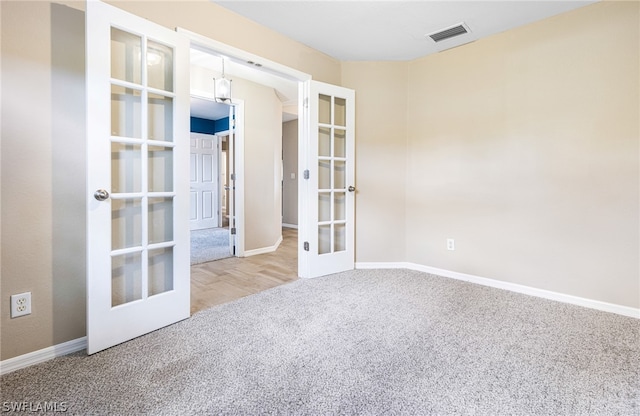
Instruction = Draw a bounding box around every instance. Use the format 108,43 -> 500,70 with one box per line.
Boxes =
348,186 -> 356,192
94,189 -> 110,201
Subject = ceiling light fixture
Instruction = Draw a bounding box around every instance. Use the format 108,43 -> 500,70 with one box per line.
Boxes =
214,58 -> 232,103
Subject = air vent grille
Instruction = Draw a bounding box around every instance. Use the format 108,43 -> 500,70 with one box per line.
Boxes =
428,23 -> 469,43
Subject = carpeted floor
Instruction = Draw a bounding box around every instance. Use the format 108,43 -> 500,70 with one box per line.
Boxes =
1,269 -> 638,415
191,227 -> 231,265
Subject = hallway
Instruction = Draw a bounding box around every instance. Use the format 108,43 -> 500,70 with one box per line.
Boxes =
190,228 -> 298,314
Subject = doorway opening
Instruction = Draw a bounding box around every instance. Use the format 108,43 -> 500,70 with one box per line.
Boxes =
188,46 -> 300,313
189,97 -> 241,265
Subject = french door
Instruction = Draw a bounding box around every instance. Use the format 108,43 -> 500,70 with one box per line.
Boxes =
300,81 -> 356,278
86,0 -> 190,354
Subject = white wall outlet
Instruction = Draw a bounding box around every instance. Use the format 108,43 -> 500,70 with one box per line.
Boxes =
447,238 -> 455,251
10,292 -> 32,318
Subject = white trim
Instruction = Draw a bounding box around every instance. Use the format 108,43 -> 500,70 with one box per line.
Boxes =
232,103 -> 245,257
243,235 -> 283,257
0,337 -> 87,375
178,28 -> 311,83
282,223 -> 298,229
355,262 -> 640,319
297,80 -> 311,278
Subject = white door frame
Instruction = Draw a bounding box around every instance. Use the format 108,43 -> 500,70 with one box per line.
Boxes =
179,28 -> 355,279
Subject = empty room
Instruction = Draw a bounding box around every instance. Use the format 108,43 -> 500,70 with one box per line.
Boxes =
1,0 -> 638,414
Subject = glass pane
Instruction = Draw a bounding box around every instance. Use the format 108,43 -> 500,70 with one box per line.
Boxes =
111,85 -> 141,138
334,223 -> 346,252
335,97 -> 346,127
319,94 -> 331,124
334,129 -> 346,158
318,224 -> 331,255
147,40 -> 173,92
112,252 -> 142,307
148,145 -> 173,192
111,143 -> 141,193
148,197 -> 173,244
334,192 -> 346,221
112,198 -> 142,250
110,27 -> 141,84
318,192 -> 331,222
334,160 -> 346,190
318,127 -> 331,157
149,247 -> 173,297
148,94 -> 173,142
318,160 -> 331,190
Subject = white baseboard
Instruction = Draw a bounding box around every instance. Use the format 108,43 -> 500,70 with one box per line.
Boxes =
282,223 -> 298,229
0,337 -> 87,375
355,262 -> 640,319
243,235 -> 283,257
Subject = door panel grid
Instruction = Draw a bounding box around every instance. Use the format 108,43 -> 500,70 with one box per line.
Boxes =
317,93 -> 348,256
109,25 -> 176,307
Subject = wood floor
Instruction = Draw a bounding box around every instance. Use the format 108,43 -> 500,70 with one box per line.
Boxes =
190,228 -> 298,314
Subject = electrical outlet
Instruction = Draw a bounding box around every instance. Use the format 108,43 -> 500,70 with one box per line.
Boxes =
10,292 -> 32,318
447,239 -> 455,251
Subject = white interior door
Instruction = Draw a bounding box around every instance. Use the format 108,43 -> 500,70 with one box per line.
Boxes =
190,133 -> 219,230
300,81 -> 356,278
86,0 -> 190,354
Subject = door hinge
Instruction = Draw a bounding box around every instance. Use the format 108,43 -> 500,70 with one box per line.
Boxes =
304,98 -> 309,109
231,227 -> 236,235
303,241 -> 309,251
230,173 -> 236,181
303,170 -> 310,180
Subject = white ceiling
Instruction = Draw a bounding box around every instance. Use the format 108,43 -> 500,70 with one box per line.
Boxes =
193,0 -> 598,121
214,0 -> 598,61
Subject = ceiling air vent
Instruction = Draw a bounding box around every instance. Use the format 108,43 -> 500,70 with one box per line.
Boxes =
427,23 -> 470,43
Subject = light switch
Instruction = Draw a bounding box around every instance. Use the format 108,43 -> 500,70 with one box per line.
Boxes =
290,173 -> 296,180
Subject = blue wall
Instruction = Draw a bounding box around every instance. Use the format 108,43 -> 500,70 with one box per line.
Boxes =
190,117 -> 229,134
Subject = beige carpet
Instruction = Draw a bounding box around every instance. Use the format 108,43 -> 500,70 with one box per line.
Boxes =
2,269 -> 638,415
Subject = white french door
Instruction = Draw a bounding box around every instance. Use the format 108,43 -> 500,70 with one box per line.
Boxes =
190,133 -> 219,230
300,81 -> 356,278
86,0 -> 190,354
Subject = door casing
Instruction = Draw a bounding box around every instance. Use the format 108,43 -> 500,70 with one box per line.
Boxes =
180,29 -> 355,278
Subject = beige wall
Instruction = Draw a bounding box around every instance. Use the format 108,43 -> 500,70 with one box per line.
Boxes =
237,83 -> 283,251
341,62 -> 409,262
107,0 -> 341,85
1,1 -> 87,361
2,0 -> 638,363
282,120 -> 299,226
0,0 -> 338,360
405,1 -> 639,308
